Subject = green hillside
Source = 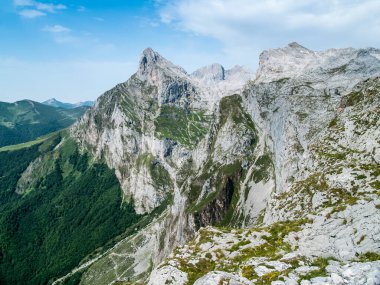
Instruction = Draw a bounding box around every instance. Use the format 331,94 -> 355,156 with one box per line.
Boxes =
0,133 -> 142,285
0,100 -> 88,147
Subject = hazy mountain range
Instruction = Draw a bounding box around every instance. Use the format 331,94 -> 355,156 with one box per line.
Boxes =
42,98 -> 95,109
0,100 -> 89,148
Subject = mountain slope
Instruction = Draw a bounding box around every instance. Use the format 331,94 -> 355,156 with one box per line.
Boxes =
0,100 -> 89,147
148,76 -> 380,285
0,131 -> 147,285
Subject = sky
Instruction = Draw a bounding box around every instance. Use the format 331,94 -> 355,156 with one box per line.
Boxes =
1,0 -> 380,103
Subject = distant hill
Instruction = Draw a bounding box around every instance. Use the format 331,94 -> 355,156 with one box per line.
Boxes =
42,98 -> 95,109
0,100 -> 88,147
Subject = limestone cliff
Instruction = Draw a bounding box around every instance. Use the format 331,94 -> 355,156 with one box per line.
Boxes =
50,43 -> 380,285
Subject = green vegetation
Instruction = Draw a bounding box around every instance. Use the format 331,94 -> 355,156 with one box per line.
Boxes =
187,161 -> 242,218
136,153 -> 173,190
357,252 -> 380,262
0,145 -> 42,211
0,137 -> 143,285
219,95 -> 256,130
295,111 -> 308,122
62,271 -> 84,285
228,239 -> 250,252
259,271 -> 281,284
0,100 -> 87,147
187,94 -> 258,226
240,254 -> 335,284
345,91 -> 364,107
301,257 -> 334,280
179,257 -> 216,284
154,105 -> 210,147
241,265 -> 255,280
0,130 -> 62,152
170,219 -> 313,285
233,219 -> 311,263
360,164 -> 380,178
370,181 -> 380,190
328,117 -> 338,128
252,154 -> 273,184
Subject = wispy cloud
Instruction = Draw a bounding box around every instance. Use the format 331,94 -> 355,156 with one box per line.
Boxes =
43,24 -> 70,33
14,0 -> 66,18
137,16 -> 160,28
77,6 -> 86,12
158,0 -> 380,65
93,17 -> 105,22
42,24 -> 77,44
18,9 -> 46,18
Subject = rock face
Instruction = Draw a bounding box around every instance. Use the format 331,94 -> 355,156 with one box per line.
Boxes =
256,42 -> 380,86
193,177 -> 235,228
245,44 -> 380,195
59,43 -> 380,284
191,63 -> 225,83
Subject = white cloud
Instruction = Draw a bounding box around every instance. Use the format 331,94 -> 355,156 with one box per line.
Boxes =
42,25 -> 76,44
13,0 -> 66,18
18,9 -> 46,18
13,0 -> 34,6
33,2 -> 66,13
158,0 -> 380,66
43,24 -> 70,33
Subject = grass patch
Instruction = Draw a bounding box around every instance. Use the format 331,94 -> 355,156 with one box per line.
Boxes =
155,105 -> 210,147
0,130 -> 61,152
301,257 -> 335,280
357,252 -> 380,262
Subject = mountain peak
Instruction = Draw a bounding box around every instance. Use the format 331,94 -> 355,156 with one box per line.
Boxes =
137,47 -> 187,81
288,41 -> 308,50
191,63 -> 225,82
42,98 -> 94,109
139,48 -> 160,72
45,98 -> 58,103
256,44 -> 380,84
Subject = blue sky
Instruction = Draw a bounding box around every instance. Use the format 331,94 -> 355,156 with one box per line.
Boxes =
1,0 -> 380,103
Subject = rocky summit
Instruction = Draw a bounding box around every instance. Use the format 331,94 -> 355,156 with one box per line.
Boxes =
11,43 -> 380,285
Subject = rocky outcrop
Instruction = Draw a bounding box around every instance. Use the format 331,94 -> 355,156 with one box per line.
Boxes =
244,43 -> 380,194
191,63 -> 225,83
194,177 -> 235,228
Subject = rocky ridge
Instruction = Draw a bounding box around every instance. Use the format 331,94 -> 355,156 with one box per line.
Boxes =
148,77 -> 380,284
51,43 -> 380,284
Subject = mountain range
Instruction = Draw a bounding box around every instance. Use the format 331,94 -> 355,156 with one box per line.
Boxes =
42,98 -> 95,109
0,100 -> 89,148
0,43 -> 379,285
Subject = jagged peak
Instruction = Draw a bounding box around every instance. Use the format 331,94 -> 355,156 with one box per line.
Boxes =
226,65 -> 253,75
45,98 -> 58,103
137,47 -> 187,80
140,48 -> 160,68
288,41 -> 309,50
259,42 -> 312,58
255,43 -> 380,84
191,63 -> 225,82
